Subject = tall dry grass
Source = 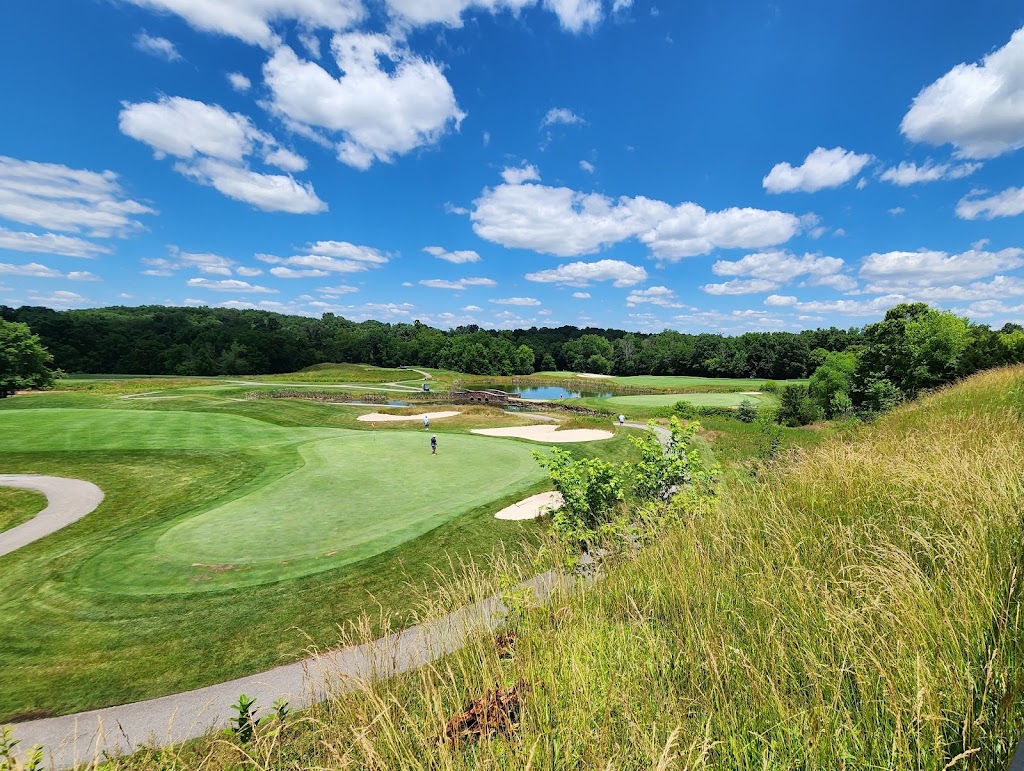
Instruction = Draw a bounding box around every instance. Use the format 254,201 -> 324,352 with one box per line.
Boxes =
101,366 -> 1024,770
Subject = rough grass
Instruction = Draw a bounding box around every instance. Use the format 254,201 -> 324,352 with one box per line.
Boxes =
108,366 -> 1024,770
534,372 -> 808,390
0,487 -> 46,533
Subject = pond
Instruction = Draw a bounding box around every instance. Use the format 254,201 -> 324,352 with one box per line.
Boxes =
471,383 -> 613,400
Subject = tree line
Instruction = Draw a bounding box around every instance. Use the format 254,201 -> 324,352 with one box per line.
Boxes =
1,304 -> 1021,388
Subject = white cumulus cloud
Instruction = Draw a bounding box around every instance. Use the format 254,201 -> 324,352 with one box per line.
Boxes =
385,0 -> 601,32
859,247 -> 1024,290
124,0 -> 364,47
901,26 -> 1024,159
0,227 -> 111,258
263,36 -> 465,170
0,262 -> 98,280
419,277 -> 496,289
119,96 -> 323,213
186,277 -> 278,293
957,186 -> 1024,220
227,72 -> 252,91
134,32 -> 182,61
625,285 -> 684,308
701,278 -> 780,295
490,296 -> 541,305
879,159 -> 981,186
524,259 -> 647,287
423,245 -> 481,263
572,291 -> 590,299
763,146 -> 872,193
541,107 -> 584,127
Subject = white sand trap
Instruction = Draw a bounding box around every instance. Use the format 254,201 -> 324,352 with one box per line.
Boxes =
577,372 -> 613,379
357,410 -> 461,423
472,425 -> 613,443
495,491 -> 564,520
738,391 -> 763,396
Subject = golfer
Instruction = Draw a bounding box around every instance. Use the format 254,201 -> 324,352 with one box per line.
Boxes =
430,435 -> 437,454
423,415 -> 430,430
618,414 -> 625,426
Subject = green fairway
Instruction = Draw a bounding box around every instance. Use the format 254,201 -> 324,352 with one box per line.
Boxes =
534,372 -> 807,390
597,392 -> 770,409
0,487 -> 46,533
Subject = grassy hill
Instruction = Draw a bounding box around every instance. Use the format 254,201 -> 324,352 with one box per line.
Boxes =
50,367 -> 1024,767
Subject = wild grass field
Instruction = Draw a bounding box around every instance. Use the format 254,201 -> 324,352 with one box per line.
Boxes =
114,366 -> 1024,770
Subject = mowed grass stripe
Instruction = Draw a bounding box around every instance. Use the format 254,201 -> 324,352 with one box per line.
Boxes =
595,392 -> 769,409
0,408 -> 340,451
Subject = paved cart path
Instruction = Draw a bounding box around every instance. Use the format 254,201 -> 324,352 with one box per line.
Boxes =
8,572 -> 563,769
0,475 -> 104,558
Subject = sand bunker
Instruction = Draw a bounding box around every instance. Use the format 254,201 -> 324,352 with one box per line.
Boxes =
577,372 -> 613,379
472,425 -> 613,443
494,491 -> 564,520
738,391 -> 763,396
357,411 -> 460,423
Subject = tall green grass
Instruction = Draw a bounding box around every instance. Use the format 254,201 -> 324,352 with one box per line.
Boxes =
95,367 -> 1024,769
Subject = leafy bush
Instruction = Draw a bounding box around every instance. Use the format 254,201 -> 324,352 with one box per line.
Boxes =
776,384 -> 821,426
761,379 -> 779,393
859,377 -> 903,416
533,449 -> 624,549
736,399 -> 758,423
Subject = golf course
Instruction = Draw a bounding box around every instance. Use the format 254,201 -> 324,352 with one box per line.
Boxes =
0,379 -> 638,721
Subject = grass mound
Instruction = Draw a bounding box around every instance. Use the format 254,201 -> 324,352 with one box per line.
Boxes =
147,366 -> 1024,769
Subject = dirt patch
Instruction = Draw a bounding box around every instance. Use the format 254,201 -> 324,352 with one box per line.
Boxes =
191,563 -> 236,573
444,679 -> 528,746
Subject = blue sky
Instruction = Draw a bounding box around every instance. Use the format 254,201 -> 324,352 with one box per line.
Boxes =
1,0 -> 1024,333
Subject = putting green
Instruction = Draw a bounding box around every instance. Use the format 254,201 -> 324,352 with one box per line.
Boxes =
597,392 -> 769,409
0,408 -> 546,594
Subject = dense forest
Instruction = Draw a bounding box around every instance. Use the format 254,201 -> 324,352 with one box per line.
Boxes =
1,304 -> 1021,384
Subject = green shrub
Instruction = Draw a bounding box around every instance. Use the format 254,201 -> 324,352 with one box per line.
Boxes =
776,384 -> 821,426
736,399 -> 758,423
761,379 -> 779,393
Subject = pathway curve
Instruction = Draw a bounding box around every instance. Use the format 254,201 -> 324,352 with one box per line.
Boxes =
7,572 -> 563,769
0,475 -> 104,558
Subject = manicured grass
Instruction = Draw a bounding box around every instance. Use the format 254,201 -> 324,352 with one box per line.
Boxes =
0,487 -> 46,533
249,363 -> 424,383
592,391 -> 770,409
0,393 -> 638,720
534,371 -> 808,389
84,431 -> 546,594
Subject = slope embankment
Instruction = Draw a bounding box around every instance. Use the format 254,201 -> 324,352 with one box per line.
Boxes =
26,367 -> 1024,769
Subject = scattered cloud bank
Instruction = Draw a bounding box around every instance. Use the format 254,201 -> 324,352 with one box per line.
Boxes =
0,227 -> 112,258
0,155 -> 155,236
472,167 -> 802,259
